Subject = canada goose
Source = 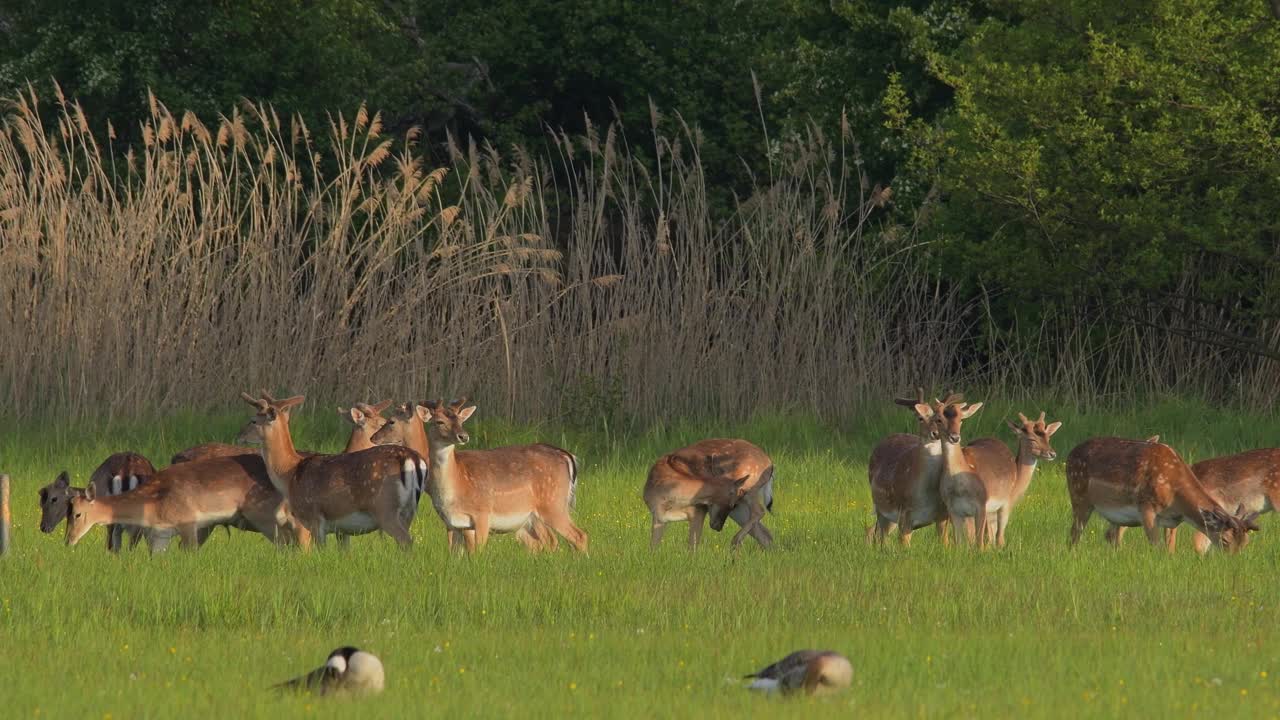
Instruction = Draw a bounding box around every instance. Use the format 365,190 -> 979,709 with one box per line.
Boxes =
745,650 -> 852,696
274,647 -> 385,696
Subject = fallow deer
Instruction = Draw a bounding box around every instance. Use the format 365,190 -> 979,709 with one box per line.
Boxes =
338,400 -> 393,452
643,438 -> 775,552
238,392 -> 427,549
932,395 -> 1012,547
1066,437 -> 1260,553
376,398 -> 586,554
371,402 -> 556,551
1125,447 -> 1280,554
65,454 -> 294,551
981,411 -> 1062,547
867,388 -> 949,546
39,452 -> 156,552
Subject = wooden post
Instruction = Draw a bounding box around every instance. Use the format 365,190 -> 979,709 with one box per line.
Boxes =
0,474 -> 10,557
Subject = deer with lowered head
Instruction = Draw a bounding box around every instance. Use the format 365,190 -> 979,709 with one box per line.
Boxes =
867,388 -> 949,546
372,398 -> 586,554
39,452 -> 156,552
643,438 -> 775,552
238,392 -> 426,549
1067,436 -> 1260,553
64,453 -> 296,551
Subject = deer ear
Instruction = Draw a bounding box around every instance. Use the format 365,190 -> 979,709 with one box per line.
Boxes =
1045,421 -> 1063,435
373,399 -> 392,415
913,403 -> 933,419
84,483 -> 96,501
962,402 -> 983,418
1244,512 -> 1262,532
348,407 -> 366,425
414,404 -> 431,423
1005,420 -> 1023,434
456,405 -> 477,423
54,471 -> 70,489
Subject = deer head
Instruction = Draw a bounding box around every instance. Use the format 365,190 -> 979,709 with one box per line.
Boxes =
1202,503 -> 1262,553
420,397 -> 476,447
1006,411 -> 1063,461
893,387 -> 939,440
933,391 -> 980,444
38,471 -> 81,533
238,391 -> 306,445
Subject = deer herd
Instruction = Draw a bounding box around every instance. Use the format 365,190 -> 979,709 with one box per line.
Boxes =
33,388 -> 1271,556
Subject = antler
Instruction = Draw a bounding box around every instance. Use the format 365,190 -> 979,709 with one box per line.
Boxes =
260,389 -> 278,404
1037,410 -> 1046,425
893,387 -> 926,408
938,389 -> 964,406
449,396 -> 468,411
1018,412 -> 1030,425
240,391 -> 267,409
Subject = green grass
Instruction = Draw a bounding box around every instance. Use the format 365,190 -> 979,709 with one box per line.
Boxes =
2,399 -> 1279,718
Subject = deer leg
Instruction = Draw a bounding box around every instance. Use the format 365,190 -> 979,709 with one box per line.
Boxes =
898,508 -> 914,546
868,514 -> 893,545
1192,530 -> 1211,555
649,515 -> 667,550
106,524 -> 123,553
995,509 -> 1009,548
935,518 -> 950,547
687,506 -> 707,551
336,532 -> 351,550
731,499 -> 765,550
1104,524 -> 1125,546
542,509 -> 589,554
128,528 -> 147,551
1139,506 -> 1164,550
1164,526 -> 1178,552
748,521 -> 774,550
470,513 -> 491,551
178,524 -> 200,550
1069,503 -> 1093,546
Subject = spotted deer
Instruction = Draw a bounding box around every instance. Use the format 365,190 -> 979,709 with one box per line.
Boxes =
1066,437 -> 1260,553
170,442 -> 256,465
64,454 -> 295,551
1109,443 -> 1277,554
643,438 -> 775,552
39,453 -> 156,552
238,392 -> 427,549
374,398 -> 586,554
370,402 -> 556,550
867,389 -> 949,546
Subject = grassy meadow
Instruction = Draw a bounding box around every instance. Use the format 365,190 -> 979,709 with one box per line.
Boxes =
1,398 -> 1279,718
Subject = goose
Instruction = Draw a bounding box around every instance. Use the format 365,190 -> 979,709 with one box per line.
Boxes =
744,650 -> 852,696
274,647 -> 385,696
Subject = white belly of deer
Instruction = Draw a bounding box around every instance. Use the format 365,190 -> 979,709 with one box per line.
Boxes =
490,511 -> 534,533
1096,506 -> 1143,526
193,509 -> 239,527
332,512 -> 379,534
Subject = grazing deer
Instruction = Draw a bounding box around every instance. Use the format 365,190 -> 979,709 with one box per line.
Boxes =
371,402 -> 556,551
39,453 -> 156,552
643,438 -> 775,552
238,392 -> 426,549
979,411 -> 1063,547
867,388 -> 949,546
376,398 -> 586,554
1066,437 -> 1260,553
65,454 -> 294,551
1129,447 -> 1280,554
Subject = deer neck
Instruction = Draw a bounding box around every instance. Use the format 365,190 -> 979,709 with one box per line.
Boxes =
425,438 -> 462,502
1012,442 -> 1039,503
402,419 -> 431,458
918,436 -> 943,481
941,437 -> 968,478
91,494 -> 146,527
1172,474 -> 1226,534
259,426 -> 303,498
344,429 -> 374,453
